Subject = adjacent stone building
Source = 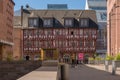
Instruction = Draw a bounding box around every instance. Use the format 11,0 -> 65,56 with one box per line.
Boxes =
14,7 -> 98,60
0,0 -> 14,60
107,0 -> 120,56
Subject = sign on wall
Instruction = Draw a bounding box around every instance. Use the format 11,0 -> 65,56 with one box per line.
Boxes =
78,53 -> 84,60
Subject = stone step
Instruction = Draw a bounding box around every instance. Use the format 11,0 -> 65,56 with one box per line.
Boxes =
42,60 -> 58,67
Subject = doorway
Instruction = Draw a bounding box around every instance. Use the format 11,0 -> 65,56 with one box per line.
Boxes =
84,54 -> 89,64
40,48 -> 59,60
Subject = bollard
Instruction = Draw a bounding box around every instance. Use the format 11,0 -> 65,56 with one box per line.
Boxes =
112,61 -> 116,75
105,60 -> 109,71
58,63 -> 69,80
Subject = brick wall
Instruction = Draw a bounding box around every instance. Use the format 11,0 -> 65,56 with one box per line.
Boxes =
0,0 -> 14,60
107,0 -> 120,56
0,61 -> 42,80
13,28 -> 23,60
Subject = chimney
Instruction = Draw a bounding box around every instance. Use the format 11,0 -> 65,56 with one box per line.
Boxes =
26,4 -> 29,9
21,6 -> 23,26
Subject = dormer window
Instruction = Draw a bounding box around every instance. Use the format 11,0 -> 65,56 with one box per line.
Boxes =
80,18 -> 89,27
64,18 -> 74,27
43,18 -> 53,27
28,18 -> 39,27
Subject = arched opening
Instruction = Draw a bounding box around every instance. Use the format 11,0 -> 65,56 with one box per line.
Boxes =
25,55 -> 30,61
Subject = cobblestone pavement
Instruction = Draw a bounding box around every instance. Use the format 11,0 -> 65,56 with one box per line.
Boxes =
69,64 -> 120,80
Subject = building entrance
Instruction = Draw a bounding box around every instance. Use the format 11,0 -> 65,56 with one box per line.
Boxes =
84,54 -> 89,64
40,48 -> 59,60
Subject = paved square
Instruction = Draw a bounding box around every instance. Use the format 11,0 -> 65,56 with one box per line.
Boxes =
69,65 -> 120,80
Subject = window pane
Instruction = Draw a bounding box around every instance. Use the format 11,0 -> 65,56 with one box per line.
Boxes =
80,29 -> 83,35
80,19 -> 88,27
65,19 -> 73,27
33,19 -> 37,26
28,18 -> 39,27
44,19 -> 52,27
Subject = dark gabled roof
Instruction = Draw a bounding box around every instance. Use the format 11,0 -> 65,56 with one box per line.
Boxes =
26,10 -> 97,23
14,9 -> 98,28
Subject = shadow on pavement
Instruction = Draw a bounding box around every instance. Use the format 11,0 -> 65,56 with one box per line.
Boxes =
69,65 -> 120,80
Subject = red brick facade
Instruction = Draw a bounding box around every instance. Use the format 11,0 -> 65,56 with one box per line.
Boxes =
23,28 -> 97,60
0,0 -> 14,60
13,28 -> 23,60
107,0 -> 120,56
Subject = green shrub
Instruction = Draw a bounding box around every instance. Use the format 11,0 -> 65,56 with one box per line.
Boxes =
114,54 -> 120,60
89,57 -> 94,61
95,57 -> 102,61
105,55 -> 114,60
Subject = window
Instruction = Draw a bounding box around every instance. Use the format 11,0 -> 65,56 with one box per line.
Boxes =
55,19 -> 60,26
64,19 -> 73,27
28,18 -> 39,27
28,30 -> 33,36
54,29 -> 61,35
38,42 -> 41,47
71,41 -> 75,47
45,41 -> 52,47
59,41 -> 62,47
45,30 -> 52,35
80,19 -> 88,27
91,29 -> 96,35
34,41 -> 38,48
79,29 -> 83,37
84,30 -> 89,37
79,41 -> 83,47
100,12 -> 107,21
71,31 -> 74,35
24,30 -> 28,36
43,18 -> 53,27
24,41 -> 32,47
38,30 -> 43,35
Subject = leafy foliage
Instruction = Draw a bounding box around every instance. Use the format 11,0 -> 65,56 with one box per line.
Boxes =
95,57 -> 102,60
114,54 -> 120,60
105,55 -> 114,60
89,57 -> 94,61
